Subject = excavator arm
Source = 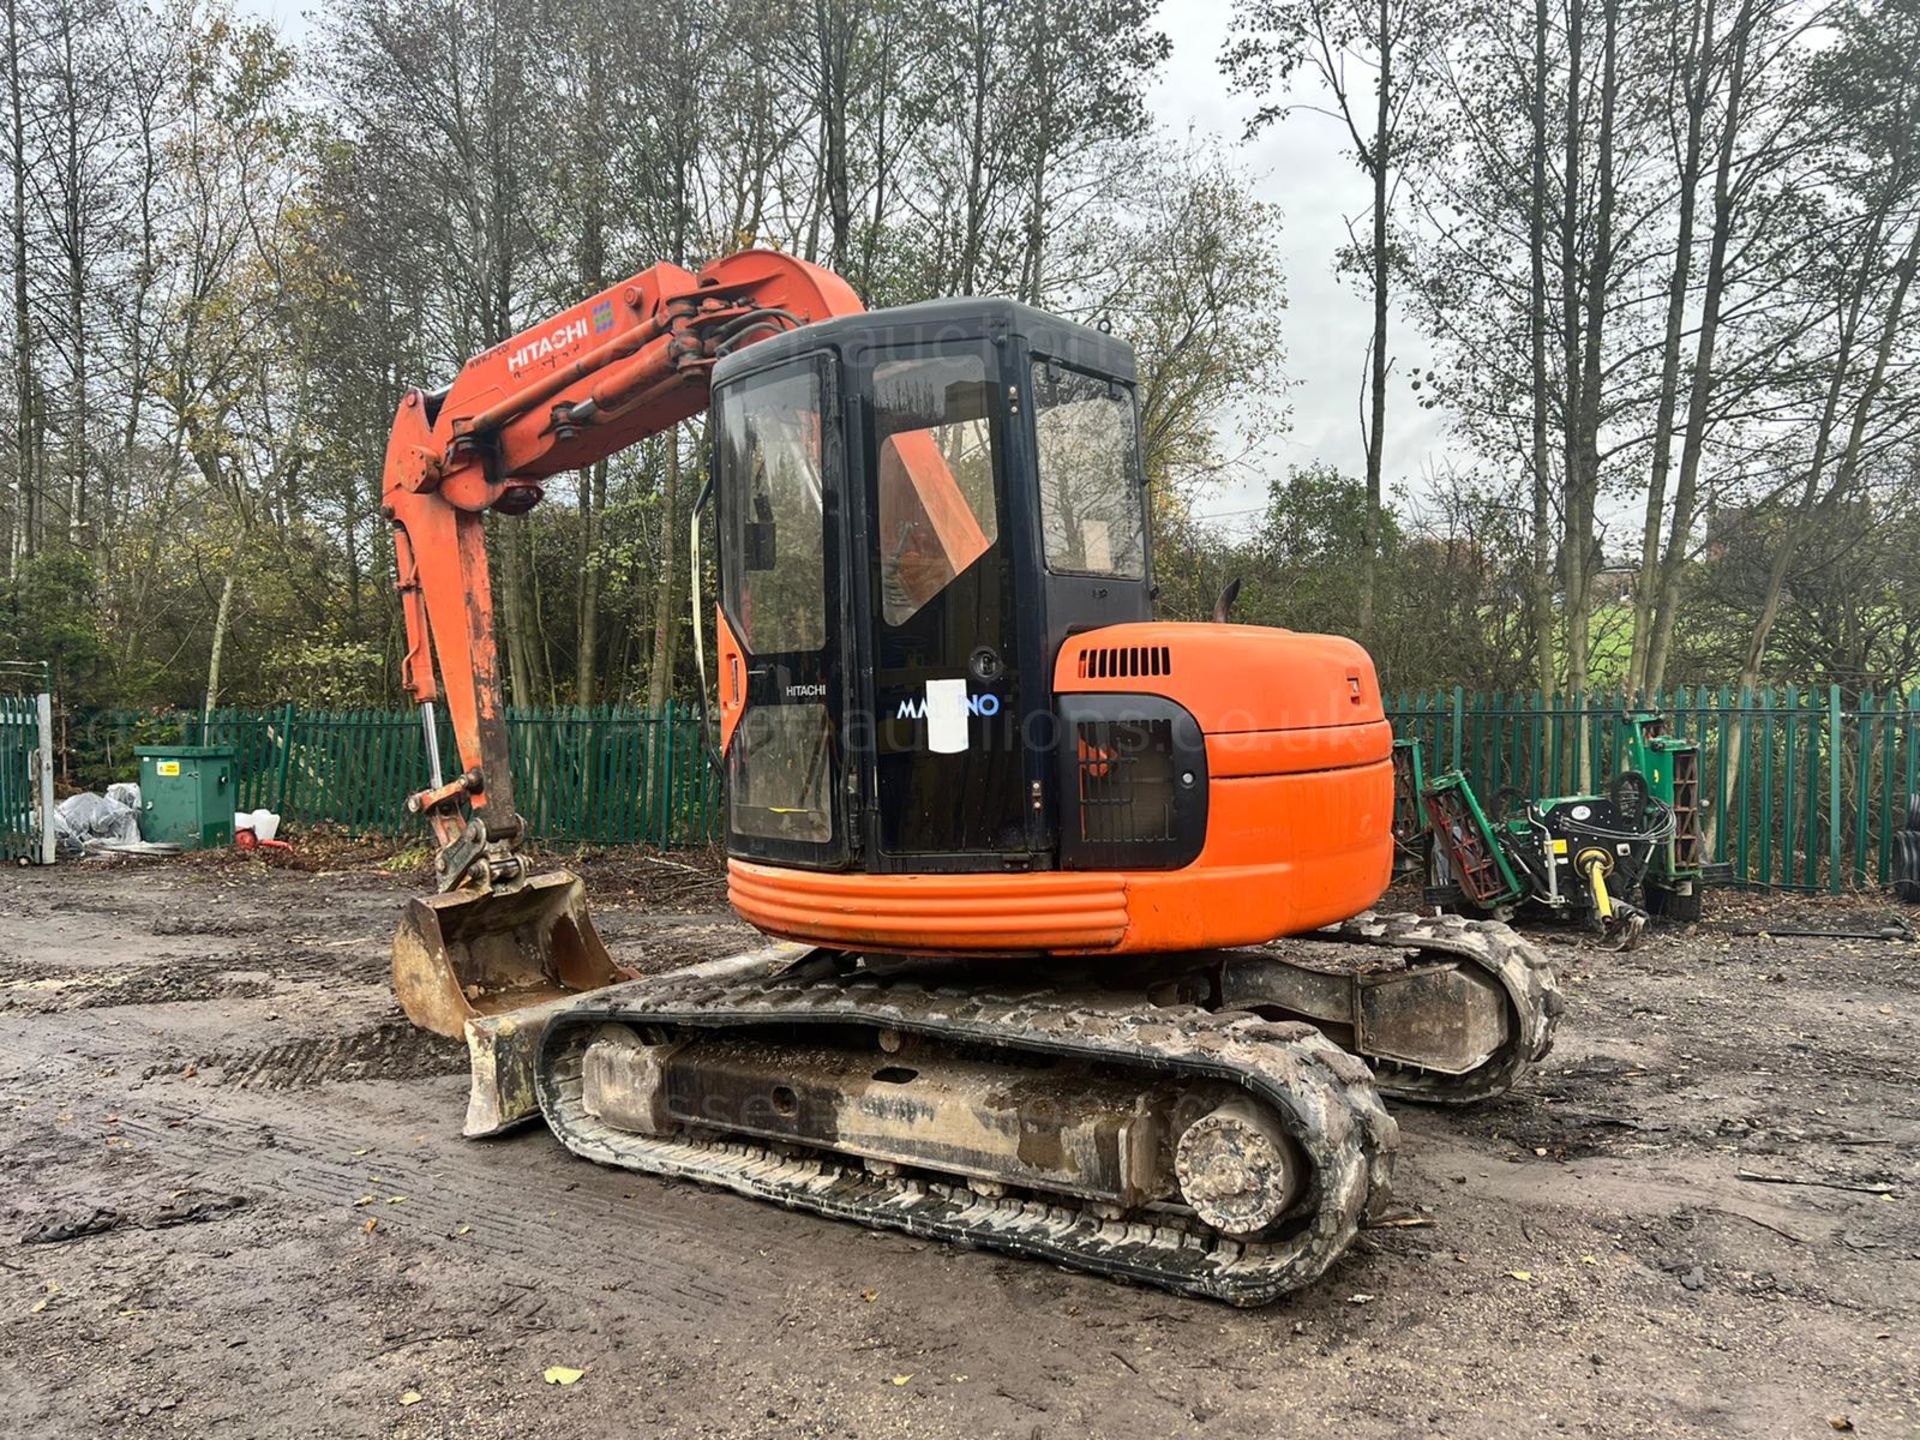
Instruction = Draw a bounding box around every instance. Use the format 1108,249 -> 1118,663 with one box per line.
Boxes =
381,250 -> 865,891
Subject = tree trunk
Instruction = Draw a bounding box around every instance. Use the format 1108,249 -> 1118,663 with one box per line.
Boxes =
575,75 -> 607,705
1570,0 -> 1619,693
816,0 -> 852,271
5,0 -> 30,573
1527,0 -> 1556,693
203,573 -> 236,722
1628,0 -> 1711,695
1356,0 -> 1390,643
1559,0 -> 1588,709
960,0 -> 990,295
859,16 -> 896,296
646,435 -> 682,711
1644,0 -> 1756,693
576,460 -> 605,703
58,6 -> 85,544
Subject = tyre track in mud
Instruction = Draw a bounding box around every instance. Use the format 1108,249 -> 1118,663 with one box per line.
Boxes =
0,1017 -> 873,1327
0,990 -> 975,1328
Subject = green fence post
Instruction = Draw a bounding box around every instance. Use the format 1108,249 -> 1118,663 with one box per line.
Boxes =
1734,687 -> 1754,886
276,702 -> 297,817
1828,683 -> 1843,893
1774,687 -> 1789,890
1854,691 -> 1873,888
1450,685 -> 1464,771
1879,691 -> 1898,884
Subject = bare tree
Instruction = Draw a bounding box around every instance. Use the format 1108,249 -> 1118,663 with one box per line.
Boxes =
1224,0 -> 1442,643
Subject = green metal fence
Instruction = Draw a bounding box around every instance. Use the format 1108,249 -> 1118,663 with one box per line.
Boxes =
74,702 -> 722,848
1,692 -> 46,861
66,687 -> 1920,886
1388,686 -> 1920,893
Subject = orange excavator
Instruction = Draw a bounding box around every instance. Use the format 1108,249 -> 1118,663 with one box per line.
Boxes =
382,249 -> 1560,1304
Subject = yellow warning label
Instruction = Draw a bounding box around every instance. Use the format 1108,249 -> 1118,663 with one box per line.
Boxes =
156,760 -> 180,777
1552,838 -> 1568,855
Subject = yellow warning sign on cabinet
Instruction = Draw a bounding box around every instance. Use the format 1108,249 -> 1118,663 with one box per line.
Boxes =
156,760 -> 180,777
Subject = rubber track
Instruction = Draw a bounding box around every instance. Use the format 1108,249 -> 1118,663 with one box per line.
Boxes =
534,955 -> 1398,1306
1302,910 -> 1563,1105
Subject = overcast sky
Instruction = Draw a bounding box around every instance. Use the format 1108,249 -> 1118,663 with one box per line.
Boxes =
242,0 -> 1455,532
1148,0 -> 1455,530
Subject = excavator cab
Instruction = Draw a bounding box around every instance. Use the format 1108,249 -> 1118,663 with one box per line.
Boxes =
710,299 -> 1151,882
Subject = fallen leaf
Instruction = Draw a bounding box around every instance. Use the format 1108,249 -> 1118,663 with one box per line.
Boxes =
861,1289 -> 878,1302
1508,1270 -> 1533,1283
181,1064 -> 197,1079
890,1374 -> 913,1387
29,1297 -> 50,1314
454,1224 -> 472,1237
399,1391 -> 423,1407
1348,1293 -> 1376,1305
1580,1255 -> 1598,1266
386,1196 -> 408,1205
1829,1417 -> 1853,1432
353,1196 -> 375,1208
352,1148 -> 369,1157
1533,1147 -> 1548,1157
543,1366 -> 585,1387
363,1218 -> 378,1234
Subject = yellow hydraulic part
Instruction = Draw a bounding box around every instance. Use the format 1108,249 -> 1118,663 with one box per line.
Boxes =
392,869 -> 634,1134
1576,847 -> 1644,950
1576,848 -> 1615,922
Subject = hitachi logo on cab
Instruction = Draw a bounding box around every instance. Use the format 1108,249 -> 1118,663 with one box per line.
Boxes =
507,317 -> 590,375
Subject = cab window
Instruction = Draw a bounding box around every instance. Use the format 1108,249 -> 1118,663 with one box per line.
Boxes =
1031,361 -> 1146,579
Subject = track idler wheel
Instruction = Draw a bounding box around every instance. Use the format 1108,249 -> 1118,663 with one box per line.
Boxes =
1174,1098 -> 1308,1238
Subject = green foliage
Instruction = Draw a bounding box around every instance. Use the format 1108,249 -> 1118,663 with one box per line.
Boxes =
0,550 -> 110,704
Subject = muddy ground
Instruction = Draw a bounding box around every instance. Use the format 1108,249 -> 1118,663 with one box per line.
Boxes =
0,848 -> 1914,1439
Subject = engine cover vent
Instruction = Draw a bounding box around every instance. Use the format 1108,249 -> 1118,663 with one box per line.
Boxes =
1077,644 -> 1172,681
1056,694 -> 1207,871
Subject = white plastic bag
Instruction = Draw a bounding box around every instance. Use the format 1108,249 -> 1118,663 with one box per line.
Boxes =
55,792 -> 141,855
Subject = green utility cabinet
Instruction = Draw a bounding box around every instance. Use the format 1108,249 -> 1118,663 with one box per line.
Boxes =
134,745 -> 236,850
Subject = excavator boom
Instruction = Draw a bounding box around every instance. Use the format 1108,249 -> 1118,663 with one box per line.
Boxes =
386,251 -> 863,865
381,251 -> 865,1064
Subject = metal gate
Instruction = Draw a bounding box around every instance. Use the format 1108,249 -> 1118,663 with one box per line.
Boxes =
0,687 -> 54,864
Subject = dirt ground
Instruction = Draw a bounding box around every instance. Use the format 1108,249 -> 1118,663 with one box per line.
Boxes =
0,847 -> 1914,1439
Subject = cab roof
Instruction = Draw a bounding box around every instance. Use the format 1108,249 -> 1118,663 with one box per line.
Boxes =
712,295 -> 1137,387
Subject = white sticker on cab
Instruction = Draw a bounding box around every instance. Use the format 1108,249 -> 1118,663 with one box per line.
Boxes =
925,679 -> 969,755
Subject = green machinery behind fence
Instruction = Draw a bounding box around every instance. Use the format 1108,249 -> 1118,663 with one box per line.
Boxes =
75,702 -> 722,850
61,686 -> 1920,888
1389,686 -> 1920,895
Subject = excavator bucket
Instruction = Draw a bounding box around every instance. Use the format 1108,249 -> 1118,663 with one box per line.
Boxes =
392,870 -> 634,1136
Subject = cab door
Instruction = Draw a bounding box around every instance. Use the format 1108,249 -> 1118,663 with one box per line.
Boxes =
861,345 -> 1032,864
714,355 -> 849,868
